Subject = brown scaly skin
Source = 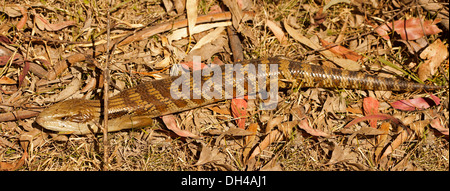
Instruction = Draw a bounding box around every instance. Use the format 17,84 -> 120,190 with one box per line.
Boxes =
36,57 -> 444,134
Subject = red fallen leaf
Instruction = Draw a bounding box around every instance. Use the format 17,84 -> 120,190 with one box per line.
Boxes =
34,14 -> 75,31
161,115 -> 199,138
363,97 -> 379,128
390,94 -> 440,111
344,114 -> 405,129
375,18 -> 442,40
231,98 -> 248,129
319,38 -> 363,61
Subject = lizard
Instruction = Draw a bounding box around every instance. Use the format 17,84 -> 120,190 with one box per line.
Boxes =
35,57 -> 444,134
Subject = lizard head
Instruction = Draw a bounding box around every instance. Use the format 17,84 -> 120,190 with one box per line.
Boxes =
36,99 -> 102,134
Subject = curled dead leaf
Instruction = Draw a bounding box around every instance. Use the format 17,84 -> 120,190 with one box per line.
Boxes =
35,14 -> 75,31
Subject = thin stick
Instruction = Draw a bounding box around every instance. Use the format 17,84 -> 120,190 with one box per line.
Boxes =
102,1 -> 112,171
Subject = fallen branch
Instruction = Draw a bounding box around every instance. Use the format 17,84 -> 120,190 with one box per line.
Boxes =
0,110 -> 41,122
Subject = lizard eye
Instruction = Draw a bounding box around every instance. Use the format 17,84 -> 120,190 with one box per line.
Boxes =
61,116 -> 68,121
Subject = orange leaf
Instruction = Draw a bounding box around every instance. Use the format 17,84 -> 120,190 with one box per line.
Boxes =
0,76 -> 16,85
363,97 -> 379,128
0,151 -> 27,171
231,98 -> 248,129
319,38 -> 363,61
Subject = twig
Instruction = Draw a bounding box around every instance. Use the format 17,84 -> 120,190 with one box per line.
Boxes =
0,110 -> 41,122
101,1 -> 112,171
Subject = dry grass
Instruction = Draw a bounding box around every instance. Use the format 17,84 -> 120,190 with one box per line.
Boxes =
0,0 -> 448,171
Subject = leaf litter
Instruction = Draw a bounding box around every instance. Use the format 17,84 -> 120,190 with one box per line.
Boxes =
0,0 -> 448,171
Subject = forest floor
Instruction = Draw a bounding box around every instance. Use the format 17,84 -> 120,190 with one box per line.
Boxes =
0,0 -> 448,171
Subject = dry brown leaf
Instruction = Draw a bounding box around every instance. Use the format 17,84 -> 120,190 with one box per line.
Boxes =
244,123 -> 258,145
208,106 -> 231,115
298,119 -> 331,137
15,5 -> 27,30
418,39 -> 448,81
409,119 -> 431,137
224,127 -> 255,137
319,37 -> 363,61
223,0 -> 244,31
375,18 -> 442,40
266,20 -> 288,45
0,4 -> 23,17
48,77 -> 81,102
242,123 -> 259,162
167,22 -> 231,42
0,151 -> 27,171
375,122 -> 391,162
185,34 -> 228,62
194,143 -> 220,166
0,76 -> 16,84
173,0 -> 186,14
186,0 -> 198,36
161,115 -> 199,139
247,130 -> 283,162
35,14 -> 75,31
380,129 -> 411,161
265,116 -> 284,134
191,27 -> 226,51
363,97 -> 379,128
430,118 -> 449,137
284,20 -> 361,71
